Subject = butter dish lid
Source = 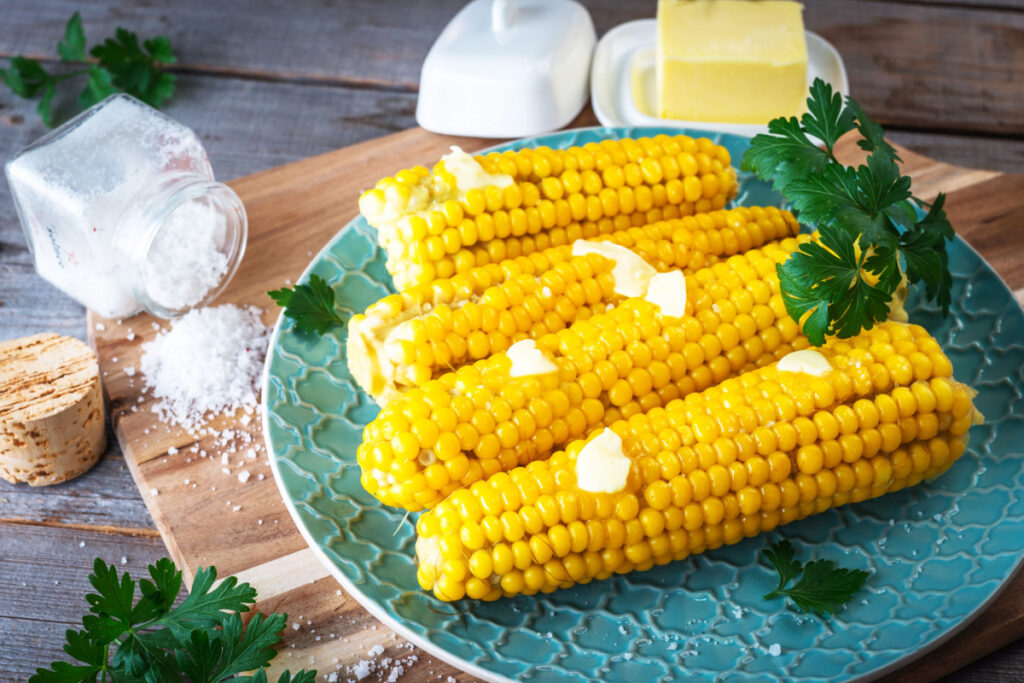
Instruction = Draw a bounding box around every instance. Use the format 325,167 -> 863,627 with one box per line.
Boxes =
416,0 -> 596,139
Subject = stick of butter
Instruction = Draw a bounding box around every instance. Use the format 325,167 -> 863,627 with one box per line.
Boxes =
656,0 -> 808,124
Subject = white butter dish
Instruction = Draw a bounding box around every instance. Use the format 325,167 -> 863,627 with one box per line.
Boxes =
416,0 -> 596,138
591,19 -> 849,137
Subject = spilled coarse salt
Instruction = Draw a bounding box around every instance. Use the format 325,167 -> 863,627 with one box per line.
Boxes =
139,305 -> 269,432
352,660 -> 373,680
768,643 -> 782,657
124,365 -> 136,377
368,645 -> 385,658
238,470 -> 250,484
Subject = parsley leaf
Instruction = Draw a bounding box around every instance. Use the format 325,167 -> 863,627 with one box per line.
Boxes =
30,557 -> 314,683
90,27 -> 177,108
799,78 -> 855,154
763,540 -> 870,617
57,13 -> 87,62
269,274 -> 346,335
0,12 -> 177,126
742,77 -> 955,344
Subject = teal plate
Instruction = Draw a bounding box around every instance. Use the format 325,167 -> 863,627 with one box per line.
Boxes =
263,127 -> 1024,682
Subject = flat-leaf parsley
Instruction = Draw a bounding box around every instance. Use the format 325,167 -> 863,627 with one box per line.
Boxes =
742,79 -> 954,345
268,274 -> 346,335
763,540 -> 870,617
0,13 -> 176,126
30,558 -> 315,683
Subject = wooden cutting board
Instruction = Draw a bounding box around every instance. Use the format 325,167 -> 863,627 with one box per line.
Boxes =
88,127 -> 1024,683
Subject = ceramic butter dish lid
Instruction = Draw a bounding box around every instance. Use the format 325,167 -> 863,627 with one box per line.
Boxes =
416,0 -> 596,138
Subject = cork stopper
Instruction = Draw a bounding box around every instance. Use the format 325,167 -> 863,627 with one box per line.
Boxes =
0,333 -> 106,485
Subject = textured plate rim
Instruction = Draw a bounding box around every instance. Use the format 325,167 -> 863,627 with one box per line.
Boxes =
261,126 -> 1024,683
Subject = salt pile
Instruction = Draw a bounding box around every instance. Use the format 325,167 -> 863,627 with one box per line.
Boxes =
140,305 -> 269,432
142,199 -> 230,311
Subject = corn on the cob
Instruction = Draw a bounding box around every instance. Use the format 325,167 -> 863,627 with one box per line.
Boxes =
357,236 -> 822,511
413,321 -> 982,601
359,136 -> 739,289
348,206 -> 800,404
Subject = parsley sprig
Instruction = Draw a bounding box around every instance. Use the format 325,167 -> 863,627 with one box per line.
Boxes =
742,79 -> 954,345
31,558 -> 315,683
268,274 -> 346,335
0,13 -> 176,127
763,540 -> 870,617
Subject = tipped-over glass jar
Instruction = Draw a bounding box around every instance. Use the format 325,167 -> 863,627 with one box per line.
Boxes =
5,94 -> 247,319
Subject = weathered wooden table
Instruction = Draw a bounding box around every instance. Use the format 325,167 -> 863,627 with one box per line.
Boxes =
1,2 -> 1022,680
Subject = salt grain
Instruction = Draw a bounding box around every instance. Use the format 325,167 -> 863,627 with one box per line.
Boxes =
139,305 -> 269,432
238,470 -> 250,483
95,323 -> 106,331
768,643 -> 781,657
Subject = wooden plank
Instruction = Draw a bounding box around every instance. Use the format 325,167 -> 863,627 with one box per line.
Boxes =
801,1 -> 1024,134
0,0 -> 1020,136
0,446 -> 158,533
887,130 -> 1024,175
0,524 -> 172,680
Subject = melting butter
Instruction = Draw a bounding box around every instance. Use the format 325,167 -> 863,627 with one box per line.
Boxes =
575,429 -> 631,494
571,241 -> 657,298
440,146 -> 513,193
507,339 -> 558,377
777,349 -> 832,376
644,270 -> 688,317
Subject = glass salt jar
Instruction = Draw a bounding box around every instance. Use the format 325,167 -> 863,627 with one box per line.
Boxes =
4,94 -> 247,319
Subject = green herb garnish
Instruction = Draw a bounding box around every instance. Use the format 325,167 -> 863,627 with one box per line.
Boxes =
742,78 -> 954,345
268,274 -> 346,335
0,13 -> 176,127
763,540 -> 870,617
30,558 -> 314,683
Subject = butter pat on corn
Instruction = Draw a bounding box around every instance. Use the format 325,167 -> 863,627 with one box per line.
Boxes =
777,349 -> 831,376
644,270 -> 688,317
571,240 -> 656,298
440,146 -> 513,193
575,429 -> 631,494
506,340 -> 559,378
656,0 -> 808,123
